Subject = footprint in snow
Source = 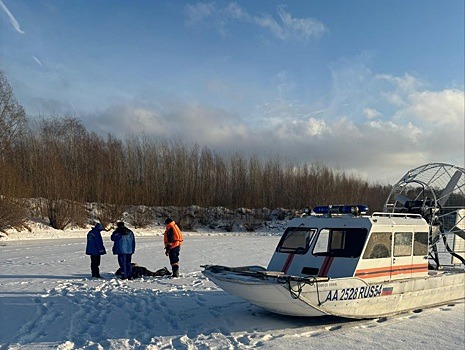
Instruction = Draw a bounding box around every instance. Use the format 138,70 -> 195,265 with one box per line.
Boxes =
309,331 -> 325,337
358,324 -> 376,329
300,330 -> 320,337
193,297 -> 206,307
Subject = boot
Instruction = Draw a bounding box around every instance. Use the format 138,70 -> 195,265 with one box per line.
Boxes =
172,265 -> 179,278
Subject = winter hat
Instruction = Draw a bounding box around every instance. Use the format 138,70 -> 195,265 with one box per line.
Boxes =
94,223 -> 104,230
117,222 -> 125,228
165,218 -> 173,224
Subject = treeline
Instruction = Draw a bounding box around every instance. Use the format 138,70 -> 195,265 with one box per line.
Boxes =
0,70 -> 391,229
4,119 -> 390,209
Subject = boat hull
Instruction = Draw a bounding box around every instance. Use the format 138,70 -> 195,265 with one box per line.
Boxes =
202,265 -> 465,319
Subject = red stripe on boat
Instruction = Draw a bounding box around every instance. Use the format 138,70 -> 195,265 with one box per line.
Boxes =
318,256 -> 334,277
281,254 -> 295,273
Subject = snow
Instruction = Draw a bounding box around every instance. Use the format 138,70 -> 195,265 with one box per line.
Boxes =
1,228 -> 464,350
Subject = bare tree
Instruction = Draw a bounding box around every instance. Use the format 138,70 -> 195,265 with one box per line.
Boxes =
98,203 -> 125,229
0,196 -> 29,233
40,199 -> 87,230
0,71 -> 28,158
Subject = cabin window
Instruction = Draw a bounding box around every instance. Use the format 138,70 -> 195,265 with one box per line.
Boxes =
312,228 -> 368,258
413,232 -> 428,256
362,232 -> 392,259
276,228 -> 316,254
393,232 -> 413,257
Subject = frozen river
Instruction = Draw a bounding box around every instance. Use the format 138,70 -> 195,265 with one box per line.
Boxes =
1,234 -> 464,349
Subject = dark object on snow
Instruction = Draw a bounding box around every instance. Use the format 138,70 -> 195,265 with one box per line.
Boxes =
115,263 -> 171,278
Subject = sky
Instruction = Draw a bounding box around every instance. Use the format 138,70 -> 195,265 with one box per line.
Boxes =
0,0 -> 464,184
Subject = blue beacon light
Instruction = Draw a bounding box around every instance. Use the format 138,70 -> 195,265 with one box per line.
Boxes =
312,205 -> 369,215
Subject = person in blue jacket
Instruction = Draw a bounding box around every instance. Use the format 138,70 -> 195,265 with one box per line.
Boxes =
111,222 -> 136,279
85,223 -> 106,278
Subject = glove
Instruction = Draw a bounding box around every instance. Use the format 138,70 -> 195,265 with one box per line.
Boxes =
165,244 -> 171,256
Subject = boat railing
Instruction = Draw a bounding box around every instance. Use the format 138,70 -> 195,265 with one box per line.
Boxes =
372,212 -> 423,219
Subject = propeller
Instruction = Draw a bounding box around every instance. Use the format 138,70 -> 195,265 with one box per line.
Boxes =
395,170 -> 462,208
385,163 -> 465,269
395,194 -> 411,206
437,170 -> 462,207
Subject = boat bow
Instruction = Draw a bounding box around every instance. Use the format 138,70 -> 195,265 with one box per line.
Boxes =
202,265 -> 331,317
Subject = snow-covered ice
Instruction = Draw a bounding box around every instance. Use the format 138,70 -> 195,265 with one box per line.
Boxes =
1,229 -> 464,349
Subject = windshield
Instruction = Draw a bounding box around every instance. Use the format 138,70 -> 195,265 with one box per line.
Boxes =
276,228 -> 317,254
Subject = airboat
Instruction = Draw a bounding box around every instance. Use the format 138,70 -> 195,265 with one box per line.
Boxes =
202,163 -> 465,319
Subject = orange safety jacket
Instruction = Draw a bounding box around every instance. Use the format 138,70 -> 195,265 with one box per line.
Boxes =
164,221 -> 183,249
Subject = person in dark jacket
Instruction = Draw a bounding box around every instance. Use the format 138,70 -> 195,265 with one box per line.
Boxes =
164,218 -> 184,277
111,222 -> 136,279
85,223 -> 106,278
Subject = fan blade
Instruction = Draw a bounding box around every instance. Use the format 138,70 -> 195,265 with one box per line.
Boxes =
395,194 -> 411,205
437,170 -> 462,206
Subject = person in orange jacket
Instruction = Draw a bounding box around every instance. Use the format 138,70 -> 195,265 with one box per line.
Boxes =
164,218 -> 183,277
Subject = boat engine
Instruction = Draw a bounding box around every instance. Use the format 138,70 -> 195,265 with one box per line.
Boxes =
384,163 -> 465,268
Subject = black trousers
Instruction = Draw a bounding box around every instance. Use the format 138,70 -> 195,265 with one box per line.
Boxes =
90,255 -> 101,277
168,246 -> 180,276
168,246 -> 180,265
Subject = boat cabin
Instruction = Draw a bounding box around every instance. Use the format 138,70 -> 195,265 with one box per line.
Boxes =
267,205 -> 430,283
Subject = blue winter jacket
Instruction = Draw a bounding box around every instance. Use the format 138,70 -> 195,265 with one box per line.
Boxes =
111,226 -> 136,255
86,224 -> 107,256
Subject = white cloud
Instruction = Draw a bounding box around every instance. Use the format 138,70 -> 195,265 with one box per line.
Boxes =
407,89 -> 464,125
86,100 -> 249,150
184,2 -> 327,41
273,70 -> 296,100
184,2 -> 216,25
376,73 -> 423,92
377,73 -> 425,108
32,56 -> 43,66
363,107 -> 381,119
224,2 -> 248,21
0,0 -> 25,34
259,5 -> 326,41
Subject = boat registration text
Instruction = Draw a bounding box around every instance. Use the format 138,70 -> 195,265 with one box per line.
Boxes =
324,285 -> 385,302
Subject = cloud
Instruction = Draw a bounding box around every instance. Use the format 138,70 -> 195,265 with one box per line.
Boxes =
32,56 -> 43,66
0,0 -> 25,34
184,2 -> 327,41
363,107 -> 381,119
184,2 -> 216,25
255,5 -> 327,41
406,89 -> 464,126
84,100 -> 249,150
377,73 -> 426,108
377,73 -> 424,92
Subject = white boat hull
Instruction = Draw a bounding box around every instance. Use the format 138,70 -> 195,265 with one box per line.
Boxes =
203,266 -> 465,319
